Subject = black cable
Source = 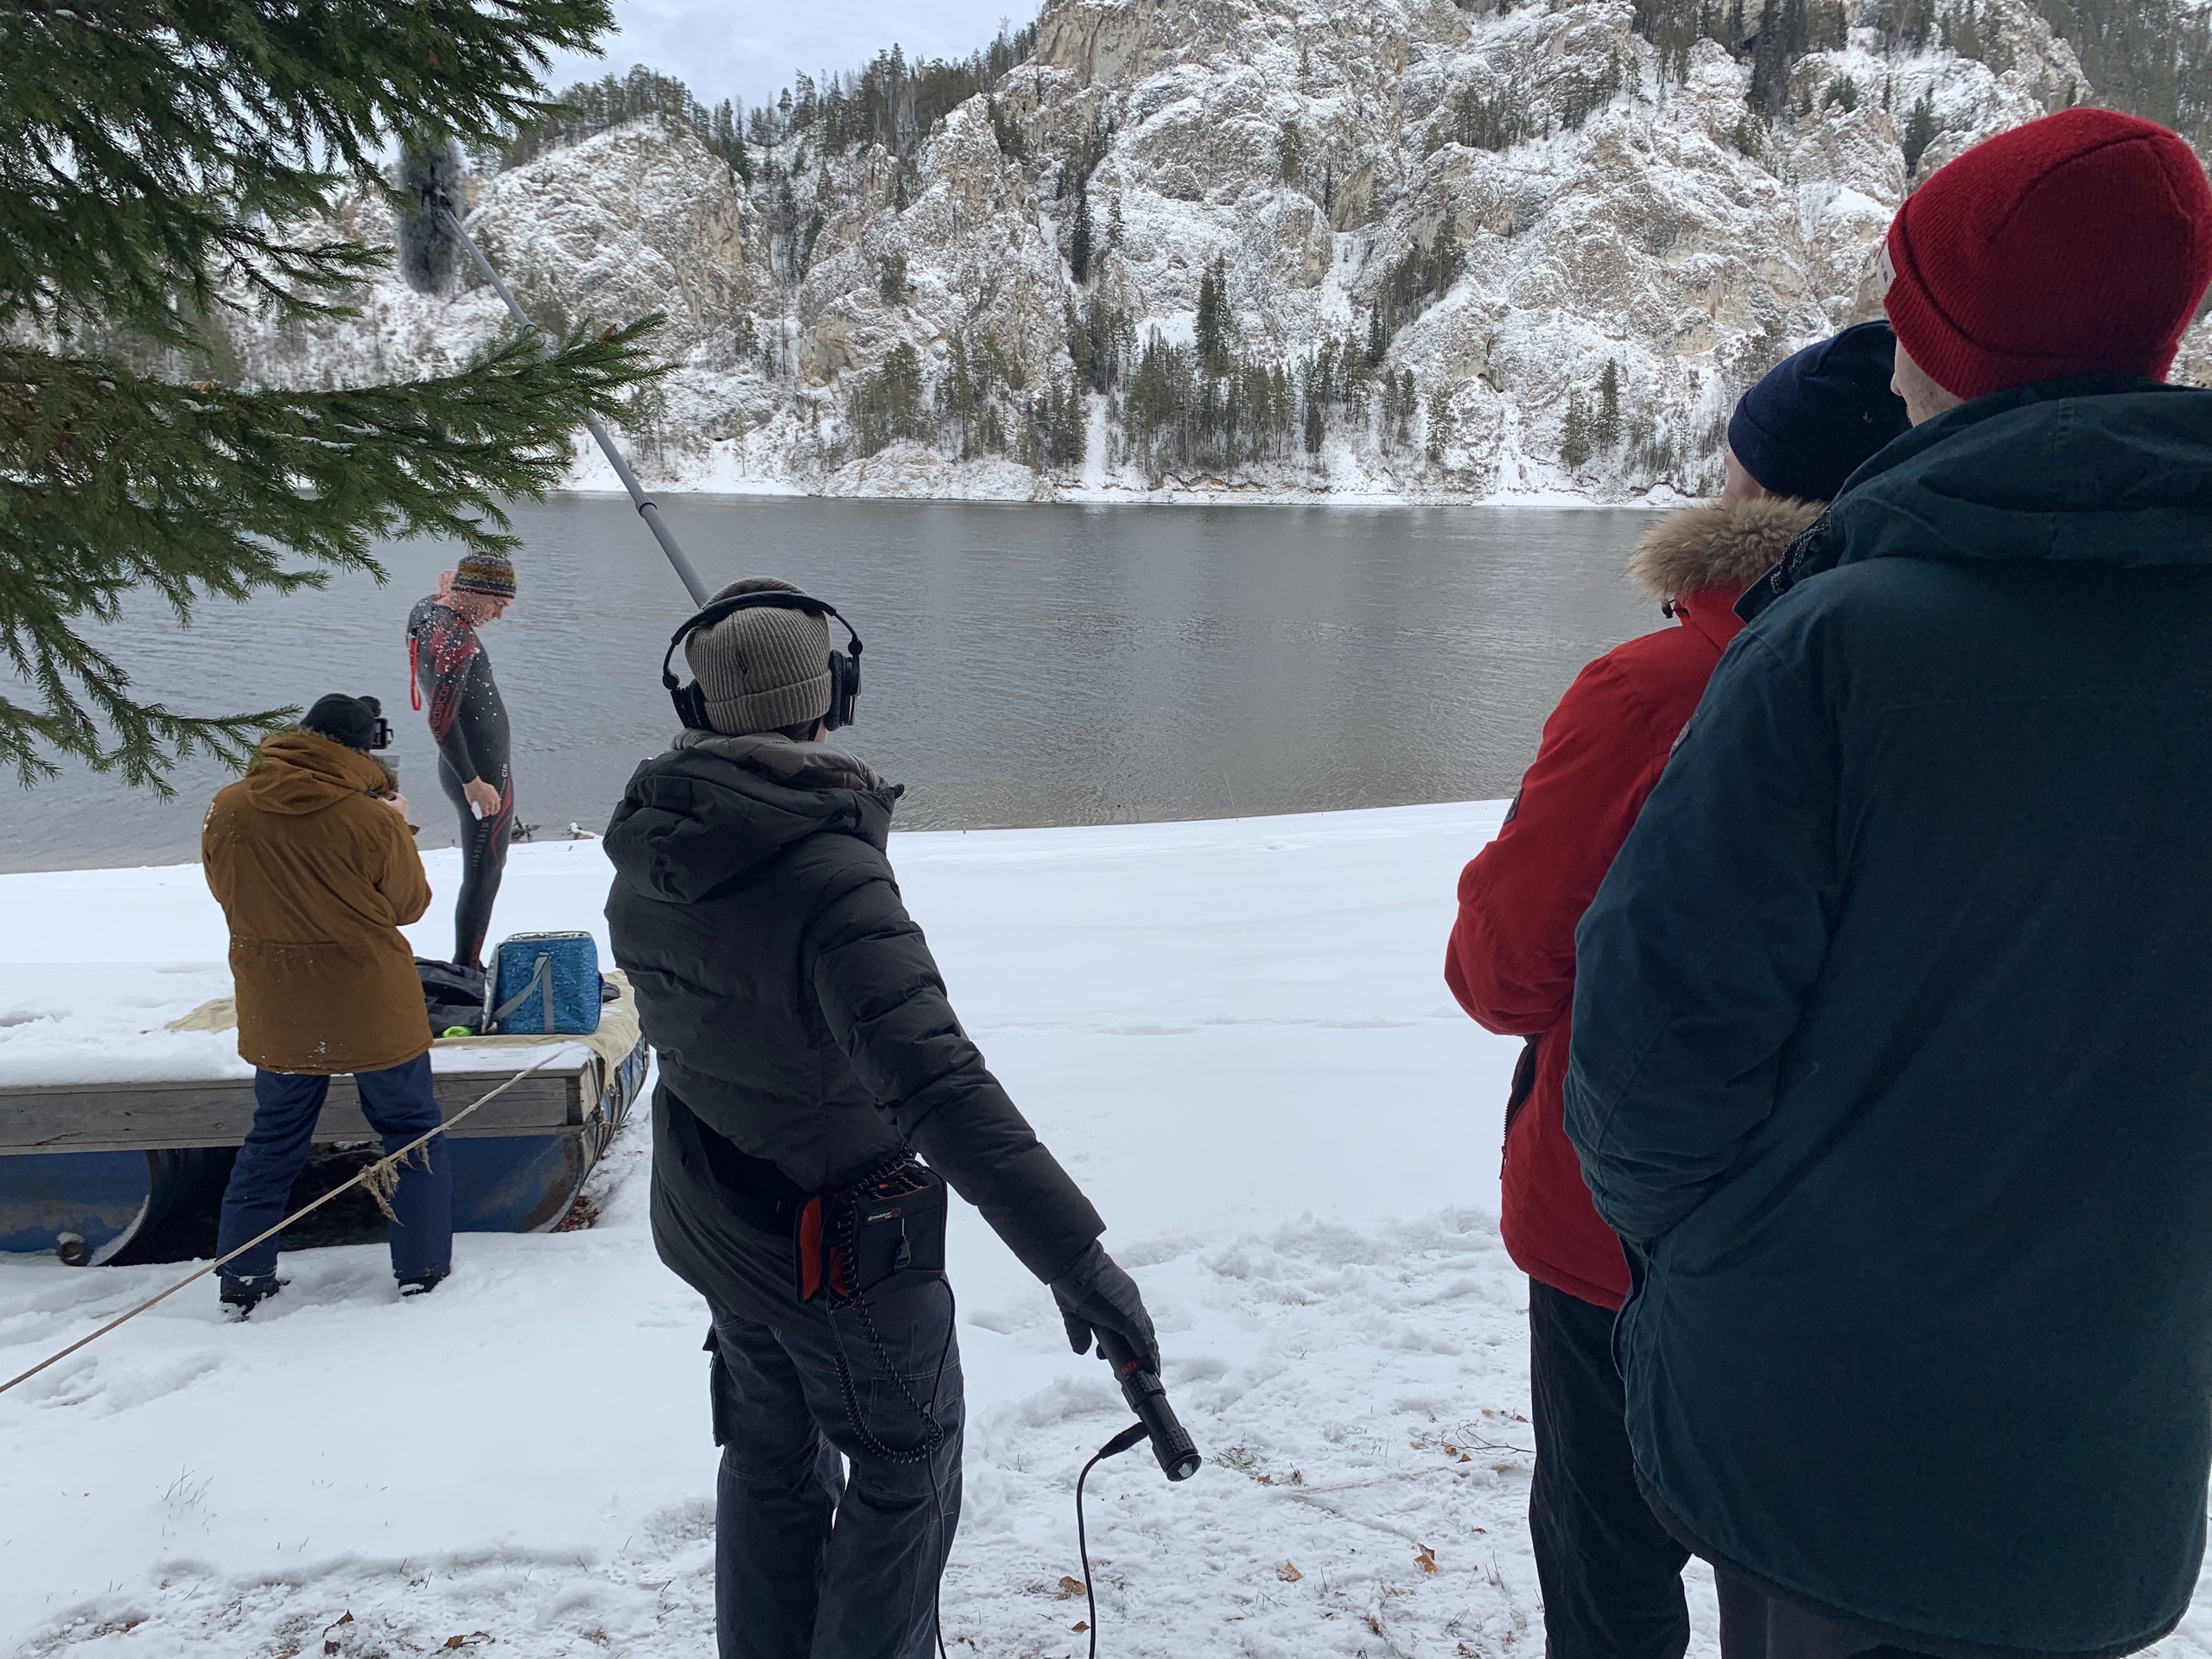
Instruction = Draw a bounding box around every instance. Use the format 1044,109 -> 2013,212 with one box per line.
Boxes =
824,1269 -> 956,1657
1076,1421 -> 1150,1659
927,1282 -> 956,1659
827,1293 -> 947,1464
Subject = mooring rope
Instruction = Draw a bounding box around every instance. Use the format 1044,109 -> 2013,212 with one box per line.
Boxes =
0,1052 -> 563,1397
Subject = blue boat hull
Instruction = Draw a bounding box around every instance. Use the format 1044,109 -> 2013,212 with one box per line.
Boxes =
0,1148 -> 235,1264
0,1042 -> 648,1263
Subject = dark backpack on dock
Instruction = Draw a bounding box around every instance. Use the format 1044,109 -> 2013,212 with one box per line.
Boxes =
416,958 -> 488,1036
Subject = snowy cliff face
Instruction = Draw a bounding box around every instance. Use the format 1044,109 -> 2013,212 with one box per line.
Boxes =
219,0 -> 2208,502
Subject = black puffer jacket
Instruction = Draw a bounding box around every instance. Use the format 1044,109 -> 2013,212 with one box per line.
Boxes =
605,730 -> 1103,1327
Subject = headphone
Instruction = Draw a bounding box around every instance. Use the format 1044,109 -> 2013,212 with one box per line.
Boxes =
662,588 -> 865,733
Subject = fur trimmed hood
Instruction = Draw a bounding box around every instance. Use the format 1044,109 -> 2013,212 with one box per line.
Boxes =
1628,497 -> 1824,603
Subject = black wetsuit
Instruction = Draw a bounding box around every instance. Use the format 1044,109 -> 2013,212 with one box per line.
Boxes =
408,597 -> 513,968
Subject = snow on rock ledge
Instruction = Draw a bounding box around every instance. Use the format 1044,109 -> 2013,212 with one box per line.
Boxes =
213,0 -> 2165,505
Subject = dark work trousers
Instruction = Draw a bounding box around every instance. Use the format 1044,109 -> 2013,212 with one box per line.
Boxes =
1715,1570 -> 1930,1659
709,1286 -> 963,1659
1528,1277 -> 1692,1658
217,1055 -> 454,1284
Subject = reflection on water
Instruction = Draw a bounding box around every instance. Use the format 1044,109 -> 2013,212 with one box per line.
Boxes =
1,497 -> 1664,872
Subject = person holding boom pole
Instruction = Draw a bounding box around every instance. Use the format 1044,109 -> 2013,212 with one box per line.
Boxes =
393,149 -> 1191,1656
604,581 -> 1167,1659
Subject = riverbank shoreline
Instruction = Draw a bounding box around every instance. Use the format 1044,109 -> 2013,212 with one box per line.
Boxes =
559,441 -> 1700,511
0,500 -> 1663,875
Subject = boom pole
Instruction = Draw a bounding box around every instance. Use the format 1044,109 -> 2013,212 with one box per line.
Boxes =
444,212 -> 710,608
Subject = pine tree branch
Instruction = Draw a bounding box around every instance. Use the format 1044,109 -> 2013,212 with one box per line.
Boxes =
1,1 -> 615,344
0,319 -> 666,791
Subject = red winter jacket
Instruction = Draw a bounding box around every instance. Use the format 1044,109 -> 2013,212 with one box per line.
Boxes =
1446,498 -> 1820,1308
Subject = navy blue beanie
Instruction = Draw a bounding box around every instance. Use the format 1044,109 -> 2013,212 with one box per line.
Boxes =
1728,321 -> 1911,502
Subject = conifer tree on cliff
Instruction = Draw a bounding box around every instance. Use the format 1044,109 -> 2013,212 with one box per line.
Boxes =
0,1 -> 664,790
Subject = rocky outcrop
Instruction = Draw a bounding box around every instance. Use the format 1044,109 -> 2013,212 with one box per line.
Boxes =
214,0 -> 2209,502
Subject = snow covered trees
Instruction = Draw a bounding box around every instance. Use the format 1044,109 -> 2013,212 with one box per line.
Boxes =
0,0 -> 664,790
499,65 -> 748,179
1425,388 -> 1459,465
1560,391 -> 1595,472
1070,181 -> 1096,286
1902,92 -> 1944,173
1373,218 -> 1465,348
1595,361 -> 1624,452
2031,0 -> 2212,144
879,253 -> 912,307
1194,258 -> 1234,372
848,344 -> 930,455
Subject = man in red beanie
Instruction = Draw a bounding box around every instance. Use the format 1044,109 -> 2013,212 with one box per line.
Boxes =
1562,107 -> 2212,1659
1884,106 -> 2212,408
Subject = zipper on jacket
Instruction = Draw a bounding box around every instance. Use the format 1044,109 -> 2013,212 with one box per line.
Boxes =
1502,1034 -> 1542,1151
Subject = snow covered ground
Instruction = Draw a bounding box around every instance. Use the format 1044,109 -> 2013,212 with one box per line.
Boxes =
3,804 -> 2209,1658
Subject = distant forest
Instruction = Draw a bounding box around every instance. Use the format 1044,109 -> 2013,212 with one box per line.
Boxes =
2026,0 -> 2212,145
487,0 -> 2209,186
488,20 -> 1039,178
1628,0 -> 2211,144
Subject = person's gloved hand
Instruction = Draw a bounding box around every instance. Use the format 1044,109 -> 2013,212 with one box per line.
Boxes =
1050,1241 -> 1161,1376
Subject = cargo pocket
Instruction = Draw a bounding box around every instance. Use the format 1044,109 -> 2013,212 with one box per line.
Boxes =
706,1326 -> 736,1448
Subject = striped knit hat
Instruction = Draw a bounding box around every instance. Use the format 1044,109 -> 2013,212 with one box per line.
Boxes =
685,577 -> 833,735
451,550 -> 518,599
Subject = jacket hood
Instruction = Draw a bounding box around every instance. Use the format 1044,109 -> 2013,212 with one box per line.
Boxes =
1829,379 -> 2212,570
239,731 -> 389,815
604,731 -> 899,904
1628,497 -> 1825,602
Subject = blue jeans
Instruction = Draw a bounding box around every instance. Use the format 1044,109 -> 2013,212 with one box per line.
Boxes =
709,1287 -> 963,1659
217,1054 -> 454,1283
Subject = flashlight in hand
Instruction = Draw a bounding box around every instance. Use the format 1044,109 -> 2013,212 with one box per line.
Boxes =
1096,1331 -> 1201,1481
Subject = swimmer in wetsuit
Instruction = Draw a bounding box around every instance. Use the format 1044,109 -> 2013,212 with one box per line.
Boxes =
408,550 -> 517,968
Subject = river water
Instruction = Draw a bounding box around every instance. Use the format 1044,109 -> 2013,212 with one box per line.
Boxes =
1,498 -> 1663,872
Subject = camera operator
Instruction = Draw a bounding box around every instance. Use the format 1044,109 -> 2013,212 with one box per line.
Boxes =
201,693 -> 454,1315
605,578 -> 1160,1659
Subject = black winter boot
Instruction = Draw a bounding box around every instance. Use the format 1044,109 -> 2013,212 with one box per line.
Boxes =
219,1275 -> 285,1319
397,1272 -> 448,1298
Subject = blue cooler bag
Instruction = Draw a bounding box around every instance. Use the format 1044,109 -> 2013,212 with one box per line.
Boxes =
488,931 -> 602,1036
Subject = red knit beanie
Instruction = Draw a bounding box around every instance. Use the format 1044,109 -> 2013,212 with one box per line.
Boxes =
1883,107 -> 2212,399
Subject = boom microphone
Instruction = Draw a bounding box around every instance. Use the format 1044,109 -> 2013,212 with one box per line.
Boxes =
1095,1331 -> 1201,1481
393,134 -> 711,608
395,137 -> 463,296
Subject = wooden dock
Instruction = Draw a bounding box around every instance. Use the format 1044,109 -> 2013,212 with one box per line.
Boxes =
0,969 -> 652,1259
0,1063 -> 595,1157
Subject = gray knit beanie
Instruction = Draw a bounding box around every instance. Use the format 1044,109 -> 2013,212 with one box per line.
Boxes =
686,577 -> 833,735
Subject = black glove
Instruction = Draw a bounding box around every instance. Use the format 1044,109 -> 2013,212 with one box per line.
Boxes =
1049,1241 -> 1160,1376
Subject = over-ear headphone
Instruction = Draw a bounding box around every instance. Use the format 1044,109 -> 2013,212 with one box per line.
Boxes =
662,588 -> 865,733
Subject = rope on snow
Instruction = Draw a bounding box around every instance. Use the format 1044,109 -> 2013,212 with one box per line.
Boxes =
0,1052 -> 564,1397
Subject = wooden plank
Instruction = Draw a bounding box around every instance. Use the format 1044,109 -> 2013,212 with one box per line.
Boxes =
0,1071 -> 585,1155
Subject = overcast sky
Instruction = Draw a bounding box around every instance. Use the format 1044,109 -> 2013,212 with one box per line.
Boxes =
536,2 -> 1039,114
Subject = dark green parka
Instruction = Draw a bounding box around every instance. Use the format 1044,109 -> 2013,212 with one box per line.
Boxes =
1567,380 -> 2212,1656
604,731 -> 1103,1327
